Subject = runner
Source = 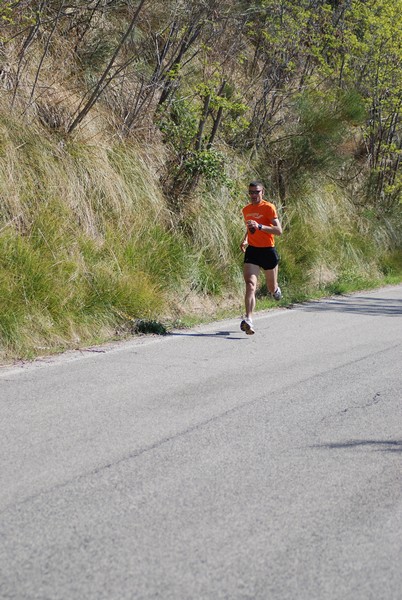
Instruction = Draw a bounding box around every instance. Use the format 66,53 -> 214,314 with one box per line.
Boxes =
240,181 -> 283,335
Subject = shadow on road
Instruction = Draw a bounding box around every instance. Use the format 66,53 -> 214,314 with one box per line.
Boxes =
313,439 -> 402,453
169,330 -> 245,340
299,296 -> 402,317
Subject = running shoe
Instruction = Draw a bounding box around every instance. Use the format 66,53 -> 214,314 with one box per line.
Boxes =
240,317 -> 255,335
272,287 -> 282,301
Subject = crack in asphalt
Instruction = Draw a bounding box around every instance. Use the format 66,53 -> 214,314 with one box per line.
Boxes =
319,391 -> 384,424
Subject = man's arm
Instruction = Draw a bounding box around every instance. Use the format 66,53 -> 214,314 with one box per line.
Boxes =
265,217 -> 282,236
240,230 -> 248,253
246,217 -> 282,236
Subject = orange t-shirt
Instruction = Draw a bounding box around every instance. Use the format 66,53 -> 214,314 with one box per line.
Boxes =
242,199 -> 278,247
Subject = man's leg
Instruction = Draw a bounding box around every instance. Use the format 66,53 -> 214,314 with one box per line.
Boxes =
264,265 -> 278,295
243,263 -> 259,318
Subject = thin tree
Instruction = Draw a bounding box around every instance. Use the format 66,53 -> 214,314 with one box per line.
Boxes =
67,0 -> 148,134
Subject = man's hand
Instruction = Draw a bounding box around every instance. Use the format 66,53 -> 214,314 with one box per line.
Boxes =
247,219 -> 258,233
240,239 -> 248,253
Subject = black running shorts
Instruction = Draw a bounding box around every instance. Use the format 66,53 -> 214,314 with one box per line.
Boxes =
244,245 -> 279,270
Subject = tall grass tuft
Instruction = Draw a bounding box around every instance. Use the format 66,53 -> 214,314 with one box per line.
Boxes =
180,182 -> 246,291
277,178 -> 387,301
0,112 -> 179,360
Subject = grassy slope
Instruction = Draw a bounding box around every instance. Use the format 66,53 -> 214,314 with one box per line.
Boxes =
1,110 -> 401,364
0,112 -> 245,361
1,3 -> 402,363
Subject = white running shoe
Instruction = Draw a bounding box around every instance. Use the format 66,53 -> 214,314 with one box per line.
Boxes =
272,287 -> 282,301
240,317 -> 255,335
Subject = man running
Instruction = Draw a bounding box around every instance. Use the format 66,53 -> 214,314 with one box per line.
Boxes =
240,181 -> 283,335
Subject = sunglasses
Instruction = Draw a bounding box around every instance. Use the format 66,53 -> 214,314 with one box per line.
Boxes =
249,190 -> 262,195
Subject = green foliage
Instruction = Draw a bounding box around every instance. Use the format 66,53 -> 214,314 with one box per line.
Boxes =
270,88 -> 366,196
157,98 -> 199,154
157,78 -> 248,194
0,1 -> 35,30
0,2 -> 13,24
120,224 -> 192,291
183,149 -> 226,182
0,221 -> 167,358
339,0 -> 402,206
379,250 -> 402,282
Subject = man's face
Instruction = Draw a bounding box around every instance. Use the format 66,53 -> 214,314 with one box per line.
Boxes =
248,186 -> 263,204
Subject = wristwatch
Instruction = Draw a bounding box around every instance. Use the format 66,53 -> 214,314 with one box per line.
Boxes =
258,223 -> 262,230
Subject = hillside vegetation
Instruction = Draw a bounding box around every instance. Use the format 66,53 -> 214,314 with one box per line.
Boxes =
0,0 -> 401,362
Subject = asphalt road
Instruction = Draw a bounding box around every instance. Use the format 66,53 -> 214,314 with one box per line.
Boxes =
1,285 -> 401,600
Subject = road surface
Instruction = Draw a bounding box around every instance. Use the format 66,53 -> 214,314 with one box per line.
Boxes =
1,285 -> 401,599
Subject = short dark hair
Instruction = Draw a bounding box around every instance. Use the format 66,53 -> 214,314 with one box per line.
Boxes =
249,181 -> 264,188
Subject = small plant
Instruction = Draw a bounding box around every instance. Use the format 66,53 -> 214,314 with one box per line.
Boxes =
131,319 -> 167,335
